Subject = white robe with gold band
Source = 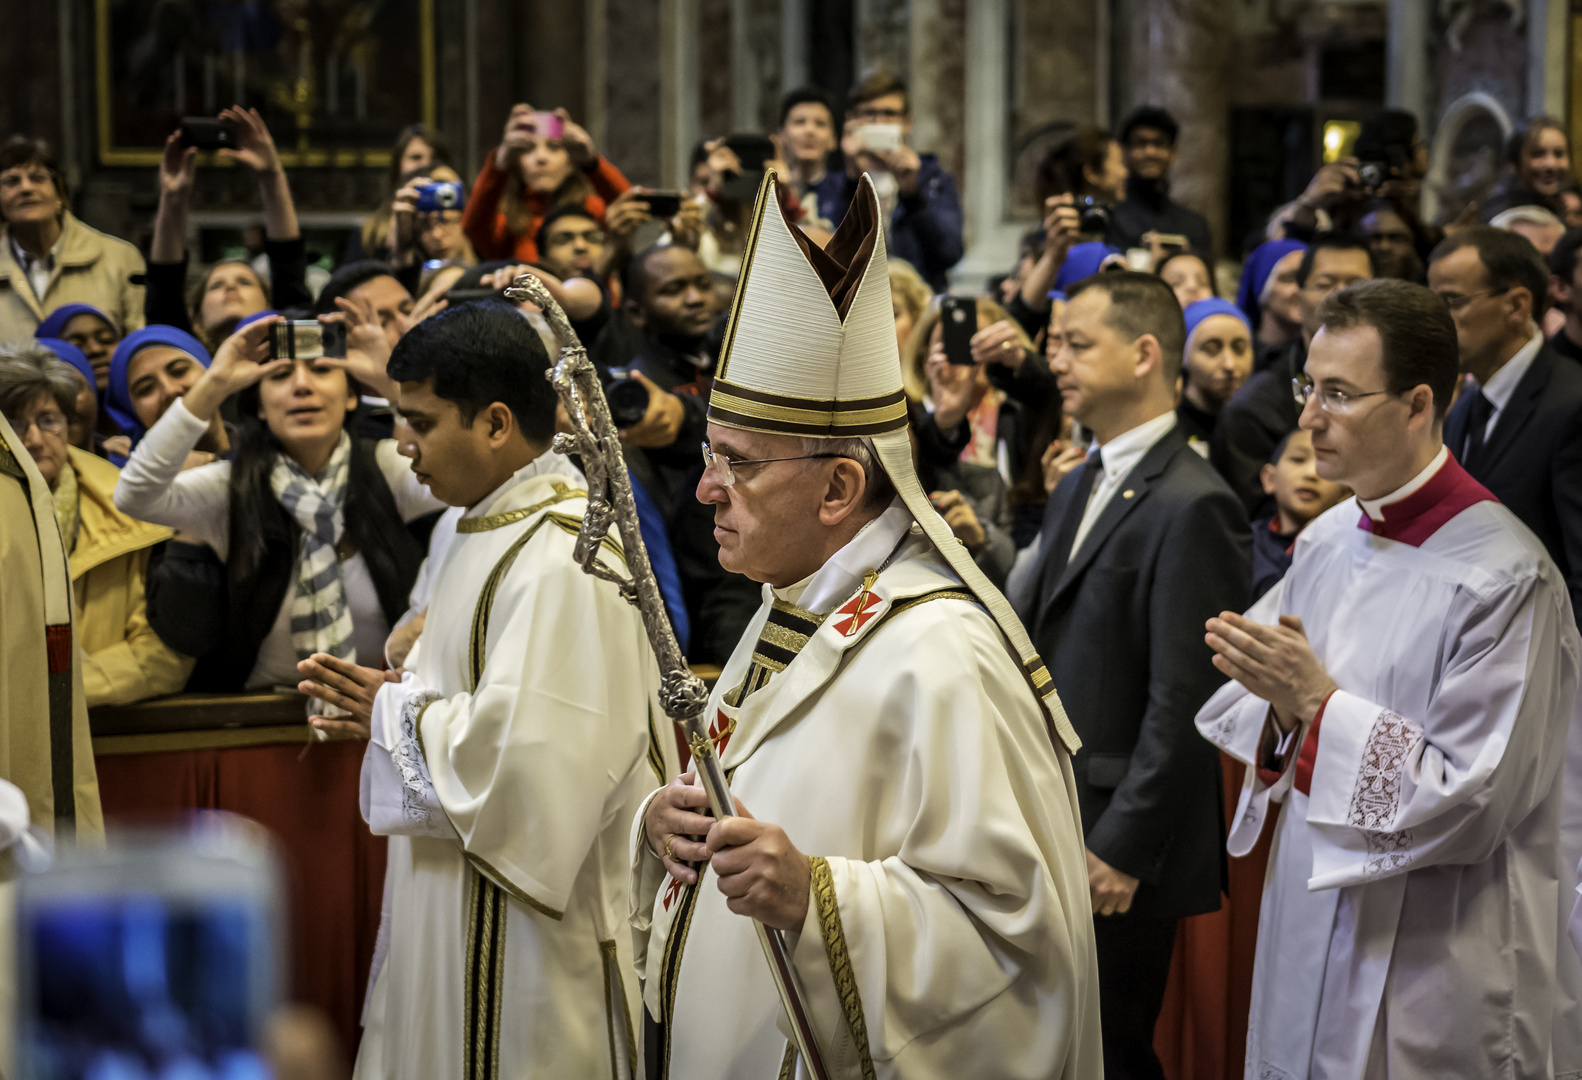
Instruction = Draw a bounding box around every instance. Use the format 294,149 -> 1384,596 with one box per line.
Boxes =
629,504 -> 1102,1080
355,455 -> 676,1080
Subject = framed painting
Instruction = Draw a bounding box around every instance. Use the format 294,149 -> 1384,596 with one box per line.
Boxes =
95,0 -> 436,167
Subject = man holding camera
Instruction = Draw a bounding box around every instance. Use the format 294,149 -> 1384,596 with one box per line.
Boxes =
1111,107 -> 1213,256
813,71 -> 963,292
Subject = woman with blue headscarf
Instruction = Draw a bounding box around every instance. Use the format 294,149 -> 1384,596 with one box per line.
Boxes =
106,326 -> 228,465
1176,297 -> 1254,454
1236,239 -> 1307,368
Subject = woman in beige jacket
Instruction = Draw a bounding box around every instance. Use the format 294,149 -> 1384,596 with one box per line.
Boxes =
0,342 -> 190,706
0,138 -> 145,344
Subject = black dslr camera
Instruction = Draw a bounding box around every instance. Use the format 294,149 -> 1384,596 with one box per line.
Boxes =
1076,195 -> 1113,235
602,369 -> 650,429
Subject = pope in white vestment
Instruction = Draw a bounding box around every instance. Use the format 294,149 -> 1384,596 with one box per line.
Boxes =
629,173 -> 1102,1079
355,450 -> 675,1080
1198,447 -> 1579,1078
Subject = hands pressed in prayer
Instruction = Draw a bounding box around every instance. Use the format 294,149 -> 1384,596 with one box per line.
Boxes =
296,653 -> 401,740
1205,611 -> 1338,733
707,798 -> 811,933
646,770 -> 716,885
1086,848 -> 1139,916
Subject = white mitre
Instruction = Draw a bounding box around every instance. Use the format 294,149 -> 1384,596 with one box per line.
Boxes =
708,172 -> 1080,754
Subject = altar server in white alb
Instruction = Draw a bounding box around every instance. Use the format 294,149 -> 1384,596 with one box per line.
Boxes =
297,301 -> 675,1080
1195,278 -> 1579,1078
631,173 -> 1102,1080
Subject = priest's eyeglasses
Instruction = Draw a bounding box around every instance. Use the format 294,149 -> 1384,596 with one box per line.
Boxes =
701,442 -> 842,487
1291,374 -> 1397,415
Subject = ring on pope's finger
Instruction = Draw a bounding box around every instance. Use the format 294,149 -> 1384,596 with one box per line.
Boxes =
664,834 -> 677,860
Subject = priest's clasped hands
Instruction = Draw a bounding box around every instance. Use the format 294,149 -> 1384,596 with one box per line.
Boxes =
646,771 -> 812,932
296,653 -> 401,740
1205,611 -> 1339,733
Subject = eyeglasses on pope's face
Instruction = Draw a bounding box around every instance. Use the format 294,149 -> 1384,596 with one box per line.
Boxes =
1291,373 -> 1401,416
699,441 -> 844,487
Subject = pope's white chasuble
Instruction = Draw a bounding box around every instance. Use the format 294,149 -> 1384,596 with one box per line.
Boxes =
629,506 -> 1102,1080
355,460 -> 675,1080
1197,458 -> 1579,1079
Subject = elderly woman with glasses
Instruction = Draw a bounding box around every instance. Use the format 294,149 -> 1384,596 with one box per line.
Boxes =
0,341 -> 192,706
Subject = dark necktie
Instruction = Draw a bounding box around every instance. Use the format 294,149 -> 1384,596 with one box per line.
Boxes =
1460,388 -> 1495,470
1041,451 -> 1104,594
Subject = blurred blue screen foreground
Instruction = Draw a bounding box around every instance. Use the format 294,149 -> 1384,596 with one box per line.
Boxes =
25,897 -> 269,1080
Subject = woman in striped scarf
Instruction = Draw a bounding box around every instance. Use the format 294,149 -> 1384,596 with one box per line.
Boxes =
114,310 -> 446,692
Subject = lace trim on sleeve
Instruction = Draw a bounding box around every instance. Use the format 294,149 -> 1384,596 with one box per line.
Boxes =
394,688 -> 444,828
1347,708 -> 1423,874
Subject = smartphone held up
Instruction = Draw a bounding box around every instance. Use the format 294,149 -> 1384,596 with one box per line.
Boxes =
14,816 -> 283,1080
940,296 -> 977,365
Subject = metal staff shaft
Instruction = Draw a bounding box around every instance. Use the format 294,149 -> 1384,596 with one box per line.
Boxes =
505,275 -> 832,1080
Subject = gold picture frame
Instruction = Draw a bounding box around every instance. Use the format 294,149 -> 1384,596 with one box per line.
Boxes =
94,0 -> 436,168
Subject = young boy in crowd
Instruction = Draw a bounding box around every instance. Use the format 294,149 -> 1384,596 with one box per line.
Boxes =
1252,427 -> 1350,597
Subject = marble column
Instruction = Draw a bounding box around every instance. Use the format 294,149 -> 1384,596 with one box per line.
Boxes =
1120,0 -> 1233,255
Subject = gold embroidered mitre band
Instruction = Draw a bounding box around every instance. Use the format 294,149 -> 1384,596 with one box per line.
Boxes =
708,172 -> 909,438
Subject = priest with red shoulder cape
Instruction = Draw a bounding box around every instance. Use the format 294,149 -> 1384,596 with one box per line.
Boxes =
1195,279 -> 1579,1078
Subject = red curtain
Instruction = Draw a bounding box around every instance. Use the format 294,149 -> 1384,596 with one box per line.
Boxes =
95,740 -> 385,1068
1154,754 -> 1280,1080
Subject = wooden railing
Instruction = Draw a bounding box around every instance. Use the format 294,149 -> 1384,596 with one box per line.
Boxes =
88,665 -> 724,755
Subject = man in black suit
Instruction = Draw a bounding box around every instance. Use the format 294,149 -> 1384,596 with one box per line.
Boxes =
1433,226 -> 1582,618
1212,234 -> 1374,518
1014,272 -> 1251,1080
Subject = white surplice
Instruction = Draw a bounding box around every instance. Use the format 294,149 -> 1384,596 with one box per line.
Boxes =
355,453 -> 677,1080
629,503 -> 1102,1080
1197,454 -> 1579,1079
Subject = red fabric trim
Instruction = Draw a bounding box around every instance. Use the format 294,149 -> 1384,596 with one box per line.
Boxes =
1356,452 -> 1498,548
1293,692 -> 1334,797
45,623 -> 71,675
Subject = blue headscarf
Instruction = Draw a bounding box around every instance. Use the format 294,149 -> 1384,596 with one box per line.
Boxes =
107,326 -> 212,441
1236,239 -> 1307,328
35,303 -> 117,341
35,337 -> 97,394
1049,242 -> 1125,301
1183,297 -> 1253,350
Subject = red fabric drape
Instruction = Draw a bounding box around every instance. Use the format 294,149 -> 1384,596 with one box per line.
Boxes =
1155,753 -> 1280,1080
95,740 -> 385,1068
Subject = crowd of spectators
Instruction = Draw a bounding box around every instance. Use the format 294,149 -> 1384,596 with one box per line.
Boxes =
8,54 -> 1582,1080
0,82 -> 1577,756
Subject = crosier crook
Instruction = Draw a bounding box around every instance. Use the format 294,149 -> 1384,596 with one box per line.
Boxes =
504,274 -> 833,1080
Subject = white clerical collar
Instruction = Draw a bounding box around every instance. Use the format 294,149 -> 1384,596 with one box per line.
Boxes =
463,446 -> 586,520
1476,326 -> 1543,412
1357,445 -> 1449,522
772,499 -> 917,615
1091,409 -> 1177,483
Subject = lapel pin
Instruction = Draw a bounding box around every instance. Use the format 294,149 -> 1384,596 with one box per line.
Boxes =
1122,489 -> 1135,499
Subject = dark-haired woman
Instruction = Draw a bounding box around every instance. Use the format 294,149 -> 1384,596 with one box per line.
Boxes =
357,123 -> 455,260
463,105 -> 631,265
0,137 -> 146,341
1482,116 -> 1575,223
144,108 -> 312,351
1155,249 -> 1216,310
114,316 -> 444,691
1011,127 -> 1128,334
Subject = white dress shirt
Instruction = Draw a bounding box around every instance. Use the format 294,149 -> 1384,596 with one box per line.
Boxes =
11,234 -> 57,303
1070,409 -> 1179,557
1473,326 -> 1544,440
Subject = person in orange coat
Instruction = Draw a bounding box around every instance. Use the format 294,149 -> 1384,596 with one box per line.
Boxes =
462,104 -> 631,265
